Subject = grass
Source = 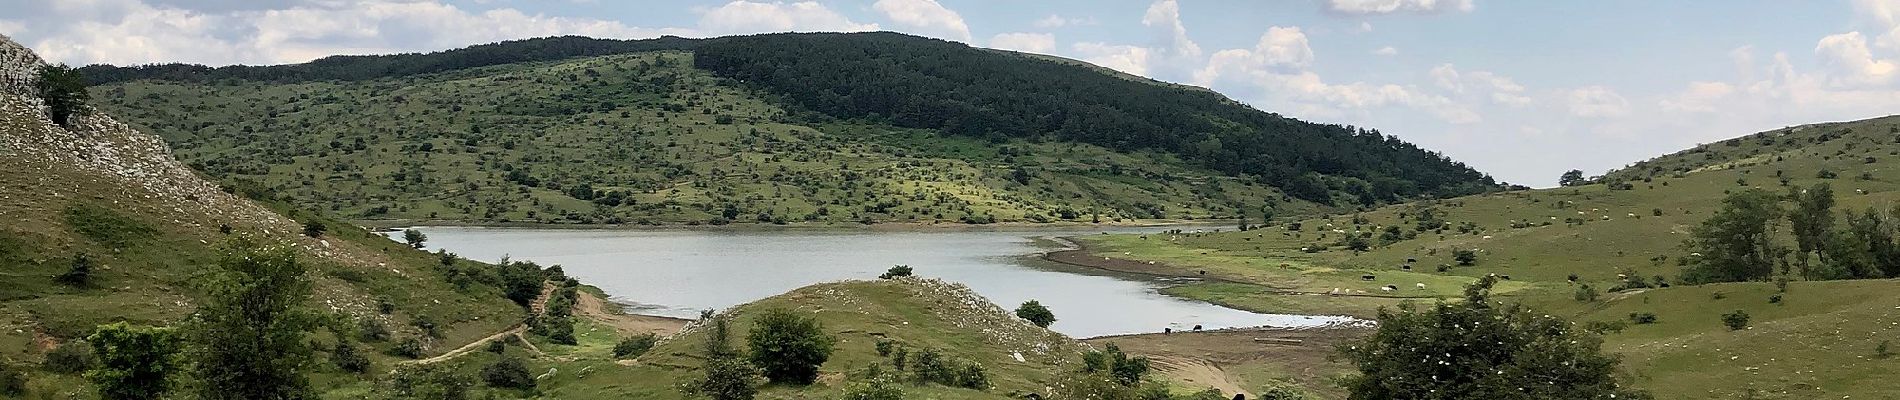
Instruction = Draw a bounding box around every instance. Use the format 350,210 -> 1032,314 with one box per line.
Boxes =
1074,115 -> 1900,398
91,51 -> 1320,227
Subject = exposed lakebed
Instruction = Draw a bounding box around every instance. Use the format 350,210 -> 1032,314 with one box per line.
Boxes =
397,225 -> 1355,338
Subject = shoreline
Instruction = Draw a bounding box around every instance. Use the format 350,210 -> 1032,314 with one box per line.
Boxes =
357,218 -> 1227,232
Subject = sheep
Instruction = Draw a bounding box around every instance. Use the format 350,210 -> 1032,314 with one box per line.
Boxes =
1415,283 -> 1426,289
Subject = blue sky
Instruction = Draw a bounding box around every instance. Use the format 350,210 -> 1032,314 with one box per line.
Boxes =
4,0 -> 1898,186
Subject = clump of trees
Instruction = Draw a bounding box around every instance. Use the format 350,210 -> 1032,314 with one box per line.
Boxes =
1338,276 -> 1648,399
1014,300 -> 1056,328
1681,188 -> 1784,283
403,229 -> 428,248
1685,183 -> 1900,283
37,64 -> 90,127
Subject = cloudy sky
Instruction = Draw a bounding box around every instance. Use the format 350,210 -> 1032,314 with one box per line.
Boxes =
3,0 -> 1898,186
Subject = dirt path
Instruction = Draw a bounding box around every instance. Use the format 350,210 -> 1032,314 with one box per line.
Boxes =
1086,327 -> 1371,399
576,291 -> 690,336
1149,355 -> 1248,397
403,283 -> 559,366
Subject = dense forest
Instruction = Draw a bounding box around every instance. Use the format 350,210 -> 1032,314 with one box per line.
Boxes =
78,35 -> 700,84
693,32 -> 1498,203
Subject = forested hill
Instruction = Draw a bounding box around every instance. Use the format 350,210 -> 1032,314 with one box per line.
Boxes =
82,32 -> 1498,224
692,32 -> 1498,202
78,35 -> 701,84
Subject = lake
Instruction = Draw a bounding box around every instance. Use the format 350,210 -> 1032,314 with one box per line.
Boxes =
398,226 -> 1354,338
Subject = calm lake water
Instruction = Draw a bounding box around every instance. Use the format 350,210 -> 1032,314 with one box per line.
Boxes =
398,226 -> 1353,338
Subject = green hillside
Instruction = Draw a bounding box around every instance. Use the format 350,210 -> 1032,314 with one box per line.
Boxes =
0,35 -> 537,397
81,33 -> 1497,226
1073,115 -> 1900,398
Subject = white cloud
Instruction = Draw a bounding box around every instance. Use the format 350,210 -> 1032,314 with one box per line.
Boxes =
1033,14 -> 1097,29
1657,81 -> 1735,113
1357,21 -> 1373,33
1815,31 -> 1898,87
1071,42 -> 1152,76
21,0 -> 696,66
1193,26 -> 1312,85
1372,46 -> 1397,56
698,1 -> 877,36
0,19 -> 25,36
1142,0 -> 1201,61
1324,0 -> 1475,15
872,0 -> 970,42
1429,63 -> 1529,106
989,32 -> 1055,54
1565,86 -> 1629,118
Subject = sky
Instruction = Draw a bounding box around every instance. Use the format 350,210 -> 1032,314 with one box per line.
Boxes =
3,0 -> 1898,187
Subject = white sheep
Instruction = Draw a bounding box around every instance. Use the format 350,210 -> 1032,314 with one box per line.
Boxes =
1416,283 -> 1426,289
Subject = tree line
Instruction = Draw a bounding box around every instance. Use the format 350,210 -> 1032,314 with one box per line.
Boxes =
77,35 -> 701,85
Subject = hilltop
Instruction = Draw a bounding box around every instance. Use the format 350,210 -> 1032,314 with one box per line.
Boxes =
1070,114 -> 1900,398
81,32 -> 1495,226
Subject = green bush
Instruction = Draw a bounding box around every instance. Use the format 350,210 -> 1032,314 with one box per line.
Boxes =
1015,300 -> 1057,328
842,376 -> 904,400
1574,283 -> 1599,302
389,337 -> 425,359
43,342 -> 95,374
1453,249 -> 1478,266
614,333 -> 659,359
1722,310 -> 1751,330
0,365 -> 22,397
879,265 -> 913,279
37,64 -> 90,127
747,308 -> 835,385
382,364 -> 471,400
358,318 -> 390,342
481,356 -> 535,389
486,340 -> 506,354
333,342 -> 370,374
1628,312 -> 1658,324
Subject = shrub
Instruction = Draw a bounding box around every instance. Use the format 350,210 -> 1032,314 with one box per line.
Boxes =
1628,312 -> 1658,324
481,356 -> 535,389
333,342 -> 370,374
1584,320 -> 1626,334
302,221 -> 327,238
1015,300 -> 1057,328
842,376 -> 905,400
1878,340 -> 1892,359
747,308 -> 835,385
1573,284 -> 1599,302
358,318 -> 390,342
486,340 -> 506,354
382,364 -> 471,400
1768,293 -> 1783,304
874,338 -> 897,357
43,342 -> 95,374
1452,249 -> 1478,266
389,337 -> 425,359
613,333 -> 659,359
879,265 -> 913,279
1722,310 -> 1751,330
87,323 -> 181,400
58,253 -> 93,287
0,365 -> 22,397
402,229 -> 428,248
955,363 -> 989,389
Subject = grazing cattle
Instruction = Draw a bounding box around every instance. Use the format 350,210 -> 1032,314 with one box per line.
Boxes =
1401,264 -> 1412,270
1362,274 -> 1376,281
1192,325 -> 1203,332
1406,258 -> 1417,263
1501,275 -> 1512,280
1381,285 -> 1397,292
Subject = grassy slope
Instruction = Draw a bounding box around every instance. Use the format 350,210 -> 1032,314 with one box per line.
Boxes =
1077,115 -> 1900,399
90,51 -> 1312,226
1,38 -> 535,397
497,278 -> 1083,399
